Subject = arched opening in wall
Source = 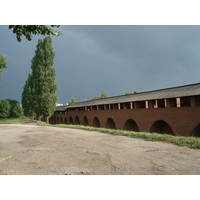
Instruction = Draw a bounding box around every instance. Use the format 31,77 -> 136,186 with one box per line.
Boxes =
74,116 -> 80,125
51,117 -> 54,124
150,120 -> 174,135
64,118 -> 67,124
57,116 -> 60,124
123,119 -> 139,132
68,116 -> 73,124
60,117 -> 63,124
83,116 -> 89,126
106,118 -> 116,129
192,125 -> 200,137
92,117 -> 100,128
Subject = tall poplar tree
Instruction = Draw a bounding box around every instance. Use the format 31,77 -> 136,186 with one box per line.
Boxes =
22,36 -> 57,122
22,73 -> 35,118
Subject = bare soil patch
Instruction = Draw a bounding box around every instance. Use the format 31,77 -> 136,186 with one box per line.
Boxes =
0,124 -> 200,175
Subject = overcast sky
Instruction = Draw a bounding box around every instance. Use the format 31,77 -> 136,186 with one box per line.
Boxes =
1,25 -> 200,103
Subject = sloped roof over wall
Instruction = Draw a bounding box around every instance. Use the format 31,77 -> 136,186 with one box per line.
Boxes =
56,83 -> 200,111
55,105 -> 68,112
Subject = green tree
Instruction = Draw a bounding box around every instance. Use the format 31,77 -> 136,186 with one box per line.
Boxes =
0,54 -> 8,79
125,90 -> 138,95
9,25 -> 61,42
6,99 -> 23,118
0,99 -> 10,118
90,90 -> 108,100
23,36 -> 57,122
22,73 -> 35,118
68,97 -> 78,106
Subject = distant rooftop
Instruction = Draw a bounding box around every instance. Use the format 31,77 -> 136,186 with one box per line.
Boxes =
55,82 -> 200,111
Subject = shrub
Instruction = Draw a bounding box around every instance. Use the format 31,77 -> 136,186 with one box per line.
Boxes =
0,99 -> 23,118
6,99 -> 23,118
0,99 -> 10,118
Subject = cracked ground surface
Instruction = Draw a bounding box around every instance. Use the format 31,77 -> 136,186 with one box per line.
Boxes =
0,124 -> 200,175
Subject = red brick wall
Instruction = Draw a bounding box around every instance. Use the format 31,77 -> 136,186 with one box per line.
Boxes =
50,107 -> 200,137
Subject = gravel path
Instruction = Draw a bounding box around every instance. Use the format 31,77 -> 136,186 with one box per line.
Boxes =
0,124 -> 200,175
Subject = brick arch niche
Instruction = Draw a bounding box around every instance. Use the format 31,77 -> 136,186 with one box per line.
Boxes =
92,117 -> 100,128
57,116 -> 60,124
192,125 -> 200,137
74,116 -> 80,125
106,118 -> 116,129
60,117 -> 63,124
123,119 -> 139,132
82,116 -> 89,126
150,120 -> 174,135
68,116 -> 73,124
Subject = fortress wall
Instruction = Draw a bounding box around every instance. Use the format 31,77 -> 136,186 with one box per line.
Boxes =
51,107 -> 200,137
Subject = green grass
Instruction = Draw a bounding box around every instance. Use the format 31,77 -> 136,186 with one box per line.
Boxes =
0,116 -> 37,124
2,118 -> 200,149
38,123 -> 200,149
0,117 -> 24,124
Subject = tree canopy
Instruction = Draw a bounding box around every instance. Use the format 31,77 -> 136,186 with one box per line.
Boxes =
6,99 -> 23,118
90,90 -> 108,100
68,97 -> 78,106
21,73 -> 35,117
125,90 -> 138,95
9,25 -> 61,42
0,54 -> 8,79
0,99 -> 10,118
0,99 -> 23,118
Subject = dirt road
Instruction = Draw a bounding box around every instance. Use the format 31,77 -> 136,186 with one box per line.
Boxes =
0,124 -> 200,175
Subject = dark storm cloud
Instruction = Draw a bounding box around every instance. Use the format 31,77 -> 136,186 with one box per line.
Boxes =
63,25 -> 200,72
1,25 -> 200,103
55,25 -> 200,101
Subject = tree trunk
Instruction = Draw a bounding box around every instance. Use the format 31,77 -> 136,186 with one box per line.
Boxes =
46,116 -> 49,124
38,116 -> 42,121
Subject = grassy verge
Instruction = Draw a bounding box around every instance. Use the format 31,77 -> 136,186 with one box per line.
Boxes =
0,118 -> 24,124
37,122 -> 200,149
0,116 -> 37,124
